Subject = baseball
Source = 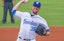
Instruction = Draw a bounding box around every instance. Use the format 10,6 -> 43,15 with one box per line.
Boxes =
24,0 -> 28,3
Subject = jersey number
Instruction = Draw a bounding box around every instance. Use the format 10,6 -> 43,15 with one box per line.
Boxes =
30,26 -> 36,31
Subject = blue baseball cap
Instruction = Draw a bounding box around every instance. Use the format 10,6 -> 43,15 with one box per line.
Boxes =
33,1 -> 41,8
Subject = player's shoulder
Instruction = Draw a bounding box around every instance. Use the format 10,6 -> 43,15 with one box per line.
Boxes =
16,11 -> 29,14
37,15 -> 47,21
17,11 -> 30,15
23,12 -> 30,14
36,15 -> 44,19
23,12 -> 30,16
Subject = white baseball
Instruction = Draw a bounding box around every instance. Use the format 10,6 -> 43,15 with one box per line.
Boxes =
25,0 -> 28,3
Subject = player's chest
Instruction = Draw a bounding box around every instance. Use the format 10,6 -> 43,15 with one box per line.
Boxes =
22,17 -> 38,26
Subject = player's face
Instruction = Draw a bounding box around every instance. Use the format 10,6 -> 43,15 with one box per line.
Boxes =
32,6 -> 40,14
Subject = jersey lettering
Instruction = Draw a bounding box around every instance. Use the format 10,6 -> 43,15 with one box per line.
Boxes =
23,19 -> 38,26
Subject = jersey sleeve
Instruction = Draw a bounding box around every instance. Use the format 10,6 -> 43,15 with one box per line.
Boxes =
12,10 -> 29,19
14,11 -> 23,18
41,18 -> 50,32
37,16 -> 50,32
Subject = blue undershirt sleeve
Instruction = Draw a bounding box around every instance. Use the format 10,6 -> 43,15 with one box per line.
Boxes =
46,29 -> 50,32
12,10 -> 16,15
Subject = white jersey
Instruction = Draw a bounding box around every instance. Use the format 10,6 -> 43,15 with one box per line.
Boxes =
14,11 -> 50,39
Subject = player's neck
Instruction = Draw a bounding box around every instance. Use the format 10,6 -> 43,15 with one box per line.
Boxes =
31,12 -> 37,15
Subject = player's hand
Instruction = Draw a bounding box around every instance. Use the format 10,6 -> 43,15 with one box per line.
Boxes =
42,29 -> 50,36
46,32 -> 50,36
21,0 -> 28,3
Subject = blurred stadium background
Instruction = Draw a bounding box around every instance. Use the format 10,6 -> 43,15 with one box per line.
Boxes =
0,0 -> 64,27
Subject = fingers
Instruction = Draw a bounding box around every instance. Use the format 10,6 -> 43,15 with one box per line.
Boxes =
46,32 -> 50,36
21,0 -> 28,3
43,29 -> 50,36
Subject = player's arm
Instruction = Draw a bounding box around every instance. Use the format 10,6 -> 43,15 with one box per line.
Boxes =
12,0 -> 23,15
43,24 -> 50,36
44,29 -> 50,36
35,23 -> 50,36
12,1 -> 23,11
41,24 -> 50,36
12,0 -> 28,11
41,18 -> 50,36
42,23 -> 50,36
12,0 -> 28,15
12,0 -> 28,18
46,31 -> 50,36
45,25 -> 50,36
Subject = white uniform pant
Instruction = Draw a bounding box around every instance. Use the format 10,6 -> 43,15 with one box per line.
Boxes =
16,37 -> 36,41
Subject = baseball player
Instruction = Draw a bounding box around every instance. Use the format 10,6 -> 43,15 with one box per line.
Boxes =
12,0 -> 50,41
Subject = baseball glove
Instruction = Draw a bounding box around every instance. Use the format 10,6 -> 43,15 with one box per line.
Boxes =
35,23 -> 46,36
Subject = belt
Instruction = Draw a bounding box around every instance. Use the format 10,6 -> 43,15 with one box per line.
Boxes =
19,36 -> 27,40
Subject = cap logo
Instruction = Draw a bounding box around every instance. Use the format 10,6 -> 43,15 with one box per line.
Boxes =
36,2 -> 39,4
33,1 -> 41,8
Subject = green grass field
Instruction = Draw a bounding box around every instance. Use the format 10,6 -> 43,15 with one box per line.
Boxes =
0,0 -> 64,27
